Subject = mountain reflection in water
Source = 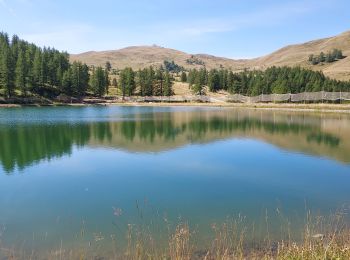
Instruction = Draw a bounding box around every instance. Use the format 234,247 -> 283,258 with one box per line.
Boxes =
0,107 -> 349,173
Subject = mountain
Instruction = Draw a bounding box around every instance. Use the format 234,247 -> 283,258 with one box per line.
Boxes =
248,30 -> 350,80
71,30 -> 350,81
70,45 -> 248,71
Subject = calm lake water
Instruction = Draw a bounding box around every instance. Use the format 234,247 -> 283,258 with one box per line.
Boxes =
0,106 -> 350,254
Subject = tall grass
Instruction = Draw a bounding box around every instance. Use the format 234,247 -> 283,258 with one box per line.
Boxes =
1,210 -> 350,259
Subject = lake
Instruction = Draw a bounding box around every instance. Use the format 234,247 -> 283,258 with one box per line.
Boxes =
0,105 -> 350,256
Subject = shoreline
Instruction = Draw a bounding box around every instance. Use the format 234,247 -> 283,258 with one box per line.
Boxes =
1,101 -> 350,114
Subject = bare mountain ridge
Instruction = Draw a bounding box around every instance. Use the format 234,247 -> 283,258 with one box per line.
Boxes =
71,30 -> 350,81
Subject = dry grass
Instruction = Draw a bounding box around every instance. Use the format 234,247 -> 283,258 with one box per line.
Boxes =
1,210 -> 350,260
71,31 -> 350,81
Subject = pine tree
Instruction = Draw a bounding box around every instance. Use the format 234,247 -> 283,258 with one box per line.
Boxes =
192,68 -> 206,95
0,48 -> 10,96
40,48 -> 48,86
154,69 -> 164,96
11,35 -> 20,63
70,61 -> 89,97
335,49 -> 343,59
56,65 -> 63,88
187,69 -> 197,86
232,80 -> 241,94
112,78 -> 117,87
181,71 -> 187,82
325,52 -> 334,63
90,67 -> 107,97
120,67 -> 135,97
15,49 -> 27,95
144,67 -> 155,96
319,52 -> 325,62
0,47 -> 15,98
104,69 -> 110,94
227,71 -> 234,93
208,69 -> 220,92
62,68 -> 72,95
105,61 -> 112,72
308,54 -> 314,62
32,49 -> 42,88
163,71 -> 173,96
137,69 -> 147,96
25,47 -> 35,90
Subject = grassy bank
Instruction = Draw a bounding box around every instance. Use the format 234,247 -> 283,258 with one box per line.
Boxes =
1,211 -> 350,259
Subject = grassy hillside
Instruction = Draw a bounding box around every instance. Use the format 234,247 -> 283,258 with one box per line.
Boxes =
71,45 -> 247,71
248,30 -> 350,80
71,30 -> 350,81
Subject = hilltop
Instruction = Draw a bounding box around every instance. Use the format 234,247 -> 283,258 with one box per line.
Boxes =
71,45 -> 247,71
71,30 -> 350,81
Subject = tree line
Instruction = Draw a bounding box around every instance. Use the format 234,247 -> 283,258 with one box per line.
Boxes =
118,66 -> 174,97
1,32 -> 350,100
0,32 -> 109,98
308,49 -> 344,65
183,66 -> 350,95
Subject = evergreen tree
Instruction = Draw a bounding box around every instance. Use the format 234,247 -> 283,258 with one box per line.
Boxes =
119,67 -> 135,97
181,71 -> 187,83
335,49 -> 343,59
137,69 -> 147,96
163,71 -> 173,96
15,49 -> 27,95
319,52 -> 325,63
192,68 -> 206,95
226,71 -> 234,93
208,69 -> 220,92
0,48 -> 10,96
105,61 -> 112,72
62,68 -> 72,95
32,49 -> 42,88
112,78 -> 118,87
163,60 -> 183,73
187,69 -> 197,86
232,80 -> 241,94
309,49 -> 344,65
71,61 -> 89,97
144,67 -> 155,96
104,69 -> 110,94
154,69 -> 164,96
308,54 -> 314,62
0,46 -> 14,97
325,52 -> 334,63
90,67 -> 107,97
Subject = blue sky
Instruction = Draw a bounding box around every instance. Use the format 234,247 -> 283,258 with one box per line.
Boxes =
0,0 -> 349,58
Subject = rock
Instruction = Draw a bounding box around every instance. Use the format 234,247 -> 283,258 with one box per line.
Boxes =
312,233 -> 325,239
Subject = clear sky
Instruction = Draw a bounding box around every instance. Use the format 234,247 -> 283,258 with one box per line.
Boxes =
0,0 -> 349,58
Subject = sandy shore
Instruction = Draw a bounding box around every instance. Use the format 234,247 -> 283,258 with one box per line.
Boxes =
96,101 -> 350,114
1,101 -> 350,114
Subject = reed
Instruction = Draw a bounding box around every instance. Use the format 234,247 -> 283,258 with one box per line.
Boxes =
1,210 -> 350,259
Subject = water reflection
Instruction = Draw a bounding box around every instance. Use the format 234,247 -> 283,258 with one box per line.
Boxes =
0,108 -> 349,173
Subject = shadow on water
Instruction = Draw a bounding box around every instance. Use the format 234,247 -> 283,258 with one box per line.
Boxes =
0,107 -> 349,173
